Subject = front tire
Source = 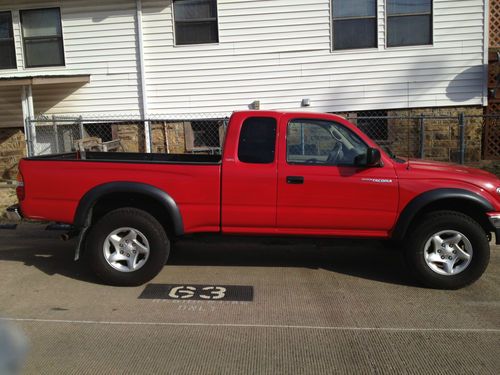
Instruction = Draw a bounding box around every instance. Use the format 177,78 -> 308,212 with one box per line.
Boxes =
405,210 -> 490,289
85,207 -> 170,286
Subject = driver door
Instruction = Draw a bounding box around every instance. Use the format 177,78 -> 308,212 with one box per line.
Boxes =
276,115 -> 399,237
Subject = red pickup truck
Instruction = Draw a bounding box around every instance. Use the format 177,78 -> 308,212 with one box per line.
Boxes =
9,111 -> 500,289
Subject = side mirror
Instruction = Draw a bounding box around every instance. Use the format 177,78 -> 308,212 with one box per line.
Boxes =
354,147 -> 381,167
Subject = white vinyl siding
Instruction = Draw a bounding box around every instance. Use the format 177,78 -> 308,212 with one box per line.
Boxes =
140,0 -> 486,115
0,0 -> 488,127
0,0 -> 141,127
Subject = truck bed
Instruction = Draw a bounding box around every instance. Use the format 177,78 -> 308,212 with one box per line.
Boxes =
27,151 -> 221,164
19,152 -> 222,232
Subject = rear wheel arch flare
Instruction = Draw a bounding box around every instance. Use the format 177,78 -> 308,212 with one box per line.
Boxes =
73,182 -> 184,236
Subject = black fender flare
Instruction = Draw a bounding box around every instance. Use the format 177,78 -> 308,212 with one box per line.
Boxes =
391,188 -> 494,240
73,181 -> 184,236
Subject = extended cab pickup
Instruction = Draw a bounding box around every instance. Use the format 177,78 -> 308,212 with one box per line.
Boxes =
11,111 -> 500,289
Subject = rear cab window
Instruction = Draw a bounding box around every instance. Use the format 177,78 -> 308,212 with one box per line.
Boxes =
238,117 -> 277,164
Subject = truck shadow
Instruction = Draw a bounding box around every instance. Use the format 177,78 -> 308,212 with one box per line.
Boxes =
170,236 -> 419,287
0,229 -> 98,283
0,229 -> 418,287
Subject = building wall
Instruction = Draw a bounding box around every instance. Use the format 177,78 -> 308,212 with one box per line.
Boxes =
0,0 -> 490,128
141,0 -> 488,114
0,0 -> 142,128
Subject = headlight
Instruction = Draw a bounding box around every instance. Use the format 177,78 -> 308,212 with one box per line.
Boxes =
497,187 -> 500,195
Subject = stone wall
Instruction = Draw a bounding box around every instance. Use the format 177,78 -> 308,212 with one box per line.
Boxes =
0,187 -> 16,218
151,122 -> 187,154
386,106 -> 483,162
112,124 -> 146,153
112,122 -> 187,154
0,128 -> 26,180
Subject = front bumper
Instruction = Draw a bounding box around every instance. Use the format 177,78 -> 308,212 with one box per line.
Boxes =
5,204 -> 22,221
487,213 -> 500,245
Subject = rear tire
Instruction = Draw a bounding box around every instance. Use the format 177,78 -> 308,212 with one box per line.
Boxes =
85,207 -> 170,286
404,210 -> 489,289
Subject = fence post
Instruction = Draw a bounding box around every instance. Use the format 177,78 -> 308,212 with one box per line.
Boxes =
52,115 -> 60,153
24,117 -> 34,157
419,114 -> 425,159
459,113 -> 465,164
78,115 -> 84,140
145,120 -> 152,153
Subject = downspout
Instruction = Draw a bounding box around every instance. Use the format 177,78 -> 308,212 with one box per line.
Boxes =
136,0 -> 151,152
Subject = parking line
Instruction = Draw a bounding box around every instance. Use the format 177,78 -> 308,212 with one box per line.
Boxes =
1,317 -> 499,333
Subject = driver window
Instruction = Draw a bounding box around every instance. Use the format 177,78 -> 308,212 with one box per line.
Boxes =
287,119 -> 367,166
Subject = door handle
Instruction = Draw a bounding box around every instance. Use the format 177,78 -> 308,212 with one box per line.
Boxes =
286,176 -> 304,184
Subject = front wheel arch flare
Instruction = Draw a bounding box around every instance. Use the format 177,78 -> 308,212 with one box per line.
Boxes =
392,188 -> 494,241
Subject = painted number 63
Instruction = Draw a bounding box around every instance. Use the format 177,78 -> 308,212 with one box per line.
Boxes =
168,286 -> 227,300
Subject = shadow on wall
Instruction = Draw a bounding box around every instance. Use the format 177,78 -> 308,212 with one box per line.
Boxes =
32,82 -> 89,115
446,65 -> 486,103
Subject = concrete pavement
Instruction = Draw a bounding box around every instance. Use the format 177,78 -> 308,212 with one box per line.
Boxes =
0,223 -> 499,374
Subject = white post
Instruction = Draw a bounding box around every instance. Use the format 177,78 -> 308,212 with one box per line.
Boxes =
136,0 -> 151,152
21,85 -> 36,156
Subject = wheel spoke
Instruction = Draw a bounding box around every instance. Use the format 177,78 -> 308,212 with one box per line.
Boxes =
127,253 -> 138,270
133,239 -> 149,254
431,235 -> 444,250
444,233 -> 462,246
108,234 -> 122,249
427,252 -> 444,263
122,229 -> 138,242
442,260 -> 454,274
108,251 -> 127,263
453,244 -> 471,261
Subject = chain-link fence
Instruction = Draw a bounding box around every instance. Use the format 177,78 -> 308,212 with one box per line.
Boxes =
27,112 -> 500,165
28,114 -> 230,157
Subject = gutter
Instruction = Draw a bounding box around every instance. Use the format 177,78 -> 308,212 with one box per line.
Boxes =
136,0 -> 151,152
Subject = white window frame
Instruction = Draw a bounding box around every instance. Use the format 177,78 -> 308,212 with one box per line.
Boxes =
330,0 -> 379,51
19,6 -> 66,69
385,0 -> 433,49
172,0 -> 220,47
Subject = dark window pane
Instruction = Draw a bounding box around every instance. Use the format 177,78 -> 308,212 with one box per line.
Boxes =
387,0 -> 431,15
0,12 -> 13,38
0,41 -> 16,69
174,0 -> 217,20
333,0 -> 376,18
0,12 -> 16,69
175,21 -> 218,44
21,8 -> 64,67
387,15 -> 431,47
24,39 -> 64,67
21,8 -> 61,37
334,18 -> 377,50
238,117 -> 277,164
